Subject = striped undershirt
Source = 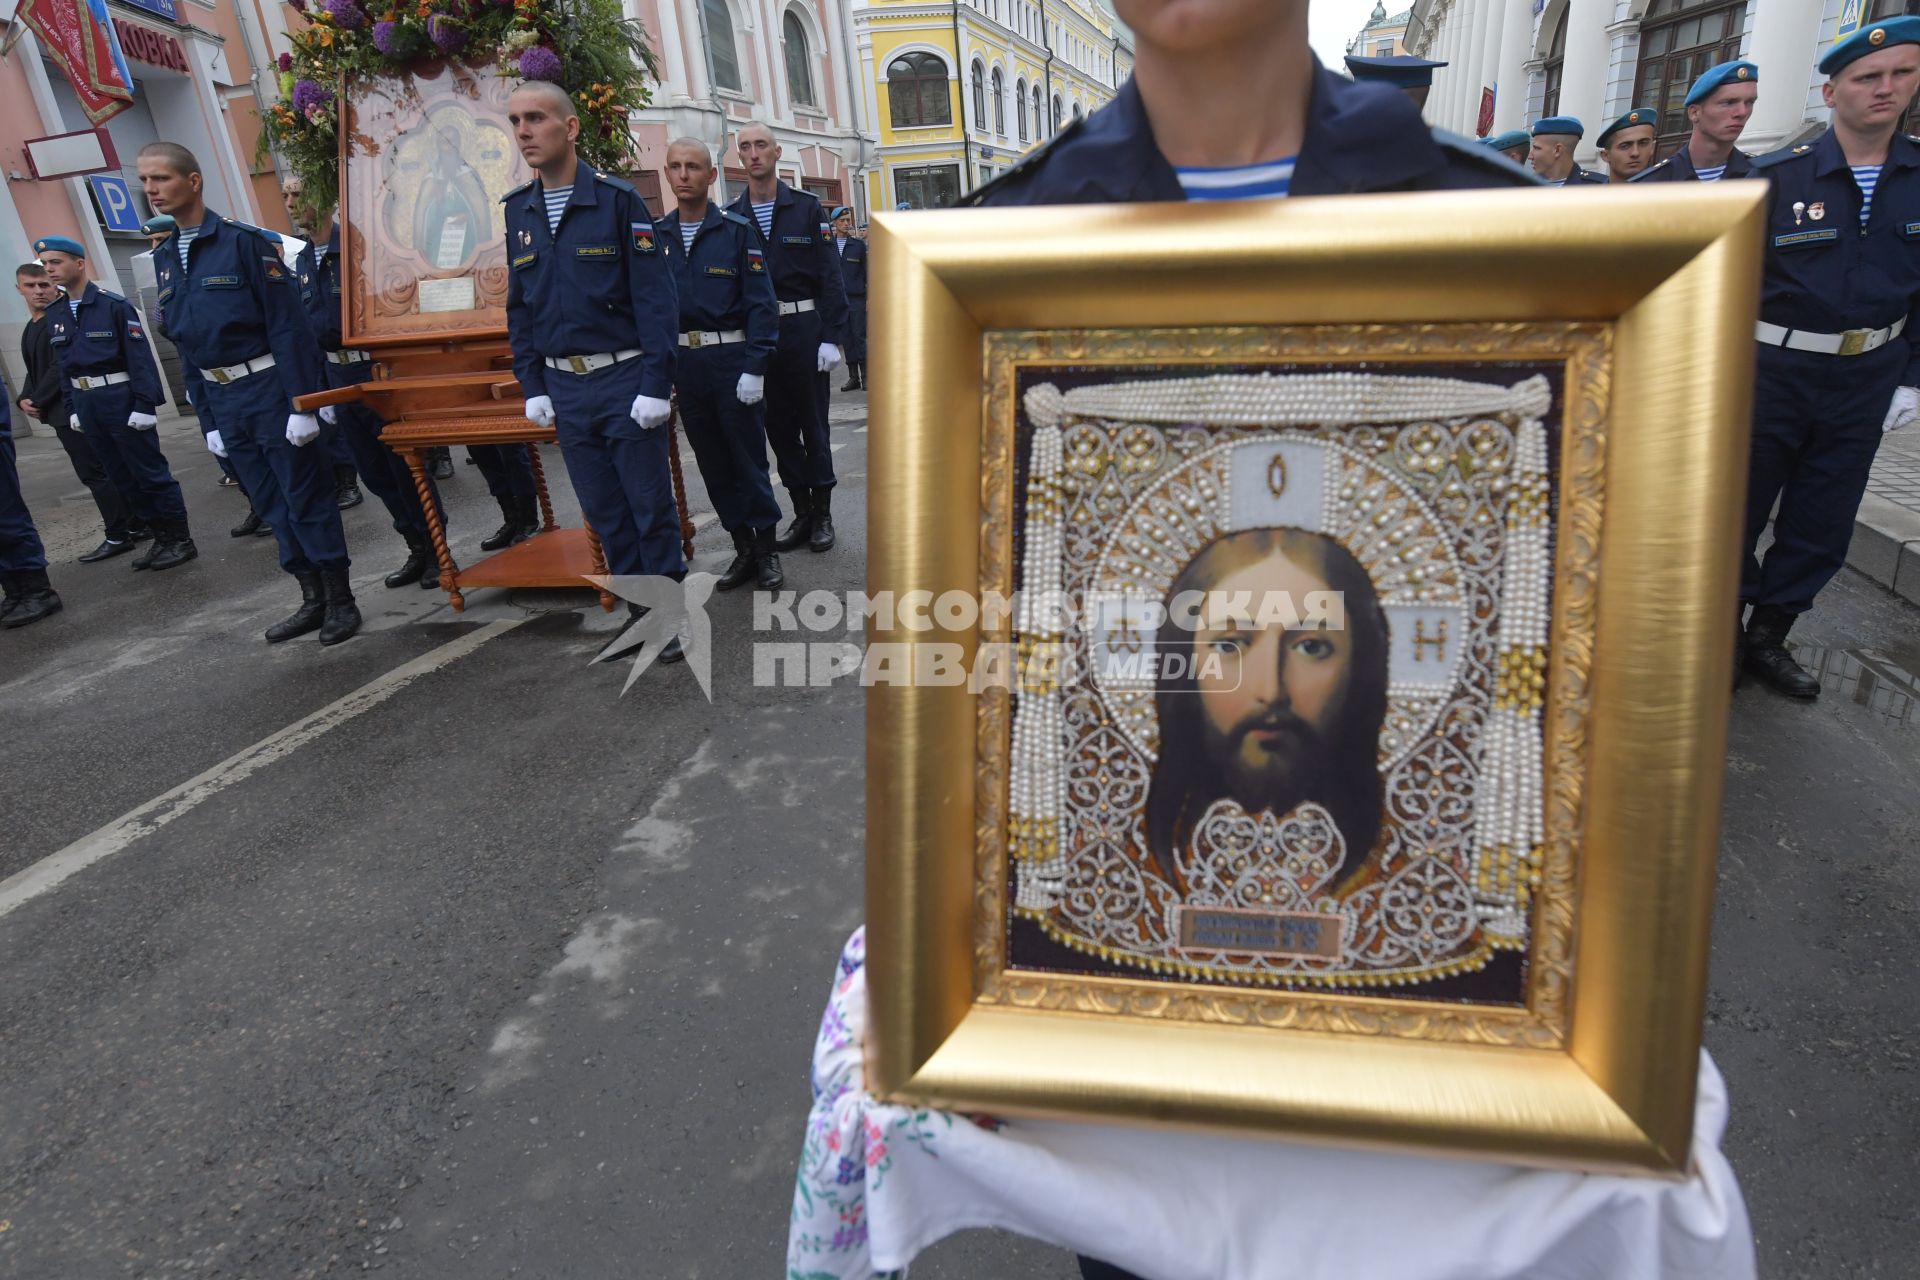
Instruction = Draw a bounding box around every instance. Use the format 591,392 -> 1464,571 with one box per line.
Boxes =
177,228 -> 195,272
751,200 -> 776,238
680,220 -> 700,252
542,184 -> 571,234
1853,164 -> 1883,226
1174,158 -> 1297,201
1694,164 -> 1728,182
67,296 -> 79,317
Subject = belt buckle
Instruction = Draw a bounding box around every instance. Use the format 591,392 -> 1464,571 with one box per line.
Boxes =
687,332 -> 704,349
209,368 -> 231,385
567,354 -> 590,374
1840,328 -> 1872,356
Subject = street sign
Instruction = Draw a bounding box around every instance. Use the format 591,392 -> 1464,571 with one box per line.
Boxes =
22,127 -> 119,179
1835,0 -> 1863,42
118,0 -> 180,19
87,174 -> 142,233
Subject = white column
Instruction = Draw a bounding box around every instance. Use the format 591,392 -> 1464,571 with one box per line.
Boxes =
1440,1 -> 1465,128
1744,0 -> 1823,149
1494,0 -> 1537,131
1555,0 -> 1611,161
1470,0 -> 1500,132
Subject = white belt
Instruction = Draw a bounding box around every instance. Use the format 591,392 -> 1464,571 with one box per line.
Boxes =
70,371 -> 130,391
543,349 -> 643,375
1755,317 -> 1906,356
199,354 -> 277,384
327,348 -> 372,365
777,299 -> 816,316
678,329 -> 746,348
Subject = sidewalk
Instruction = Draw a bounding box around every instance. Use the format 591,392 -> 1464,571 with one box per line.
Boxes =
1849,427 -> 1920,604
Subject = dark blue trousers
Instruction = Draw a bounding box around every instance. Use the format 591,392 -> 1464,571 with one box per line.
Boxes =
328,362 -> 432,538
844,294 -> 867,363
0,431 -> 48,573
546,357 -> 684,578
765,309 -> 836,495
469,444 -> 537,498
70,384 -> 188,528
1744,344 -> 1900,613
676,344 -> 780,533
201,371 -> 349,572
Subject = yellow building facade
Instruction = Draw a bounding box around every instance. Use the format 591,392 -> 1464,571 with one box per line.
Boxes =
852,0 -> 1132,210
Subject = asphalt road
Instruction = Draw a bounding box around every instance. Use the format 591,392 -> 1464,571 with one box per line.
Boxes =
0,398 -> 1915,1279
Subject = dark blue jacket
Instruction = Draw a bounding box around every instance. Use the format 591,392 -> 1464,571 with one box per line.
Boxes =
1631,145 -> 1756,183
657,204 -> 779,376
966,60 -> 1535,206
45,282 -> 165,413
1558,163 -> 1609,187
155,209 -> 326,410
835,234 -> 867,299
294,222 -> 346,351
503,165 -> 678,401
724,181 -> 850,344
1753,128 -> 1920,383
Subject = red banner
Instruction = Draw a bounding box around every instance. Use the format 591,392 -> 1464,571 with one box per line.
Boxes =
19,0 -> 135,126
1477,87 -> 1495,138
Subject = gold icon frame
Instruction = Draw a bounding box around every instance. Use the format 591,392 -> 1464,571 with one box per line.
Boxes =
863,184 -> 1766,1173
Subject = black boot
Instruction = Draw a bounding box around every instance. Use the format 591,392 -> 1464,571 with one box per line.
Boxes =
419,538 -> 441,590
774,492 -> 813,551
265,571 -> 326,642
231,507 -> 263,538
597,603 -> 650,662
754,526 -> 784,590
130,529 -> 166,570
335,464 -> 364,510
429,447 -> 455,481
318,567 -> 361,645
1,569 -> 61,629
147,520 -> 199,571
841,361 -> 863,392
1741,605 -> 1821,699
716,529 -> 757,591
480,496 -> 524,551
384,533 -> 430,588
517,494 -> 544,540
0,571 -> 22,623
808,487 -> 835,553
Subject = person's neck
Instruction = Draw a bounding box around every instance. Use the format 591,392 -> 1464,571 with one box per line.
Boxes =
60,277 -> 88,299
1130,24 -> 1313,167
1835,118 -> 1896,166
26,299 -> 45,320
175,198 -> 208,230
1543,155 -> 1574,182
676,195 -> 710,225
1686,131 -> 1734,169
539,151 -> 580,192
746,173 -> 779,203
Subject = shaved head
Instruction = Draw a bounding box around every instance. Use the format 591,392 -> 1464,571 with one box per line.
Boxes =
736,121 -> 774,146
138,141 -> 200,178
666,136 -> 713,167
511,79 -> 575,120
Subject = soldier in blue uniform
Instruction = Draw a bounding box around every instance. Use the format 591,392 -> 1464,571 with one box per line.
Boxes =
1596,108 -> 1659,183
830,207 -> 867,392
501,79 -> 686,662
726,122 -> 849,555
1528,117 -> 1607,186
1632,61 -> 1759,184
0,390 -> 61,628
657,137 -> 784,592
1483,129 -> 1531,165
1343,52 -> 1446,112
137,141 -> 361,646
34,237 -> 197,571
1738,20 -> 1920,698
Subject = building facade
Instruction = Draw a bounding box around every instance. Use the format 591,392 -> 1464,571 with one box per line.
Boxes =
851,0 -> 1132,211
1405,0 -> 1899,166
1349,3 -> 1414,60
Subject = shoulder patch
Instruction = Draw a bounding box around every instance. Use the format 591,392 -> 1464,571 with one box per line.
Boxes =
721,209 -> 753,228
960,116 -> 1089,207
96,288 -> 128,304
593,170 -> 638,195
501,178 -> 535,203
1431,128 -> 1543,186
1752,145 -> 1812,170
1628,156 -> 1669,182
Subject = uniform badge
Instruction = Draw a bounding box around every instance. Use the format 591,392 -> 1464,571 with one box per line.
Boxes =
128,319 -> 144,339
631,221 -> 656,254
1793,201 -> 1806,226
262,253 -> 286,281
1809,202 -> 1826,221
519,229 -> 532,247
747,247 -> 766,273
819,220 -> 831,241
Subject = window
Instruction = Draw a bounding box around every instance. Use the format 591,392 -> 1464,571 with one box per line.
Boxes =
703,0 -> 742,94
1540,3 -> 1566,117
895,163 -> 962,209
1031,84 -> 1043,140
1374,40 -> 1393,56
1016,76 -> 1028,141
1071,101 -> 1083,121
1629,0 -> 1749,156
783,11 -> 816,108
991,67 -> 1006,134
971,60 -> 986,129
889,51 -> 952,128
1052,93 -> 1062,132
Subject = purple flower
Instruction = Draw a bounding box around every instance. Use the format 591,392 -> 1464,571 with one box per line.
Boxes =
320,0 -> 367,28
371,20 -> 409,56
427,15 -> 467,53
277,51 -> 293,72
291,79 -> 333,115
517,45 -> 562,82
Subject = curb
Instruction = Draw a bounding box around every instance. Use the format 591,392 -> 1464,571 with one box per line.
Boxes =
1847,491 -> 1920,606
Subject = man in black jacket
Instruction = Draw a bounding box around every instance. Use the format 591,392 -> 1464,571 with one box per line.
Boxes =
14,261 -> 138,561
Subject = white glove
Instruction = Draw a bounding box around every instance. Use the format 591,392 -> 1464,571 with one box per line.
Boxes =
128,410 -> 158,430
631,393 -> 671,430
206,430 -> 228,458
816,342 -> 842,372
523,395 -> 555,428
736,372 -> 765,405
70,413 -> 82,433
286,413 -> 320,447
319,405 -> 338,425
1883,385 -> 1920,433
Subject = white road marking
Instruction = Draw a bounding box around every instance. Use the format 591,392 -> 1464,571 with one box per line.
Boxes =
691,511 -> 719,529
0,619 -> 524,920
831,442 -> 848,453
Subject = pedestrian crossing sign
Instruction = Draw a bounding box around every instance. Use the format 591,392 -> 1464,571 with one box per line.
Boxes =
1837,0 -> 1863,42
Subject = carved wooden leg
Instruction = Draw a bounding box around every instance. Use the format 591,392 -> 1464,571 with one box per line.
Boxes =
667,400 -> 695,560
527,441 -> 558,532
584,518 -> 614,612
405,447 -> 464,612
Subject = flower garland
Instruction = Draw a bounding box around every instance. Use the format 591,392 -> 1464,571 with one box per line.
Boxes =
263,0 -> 658,212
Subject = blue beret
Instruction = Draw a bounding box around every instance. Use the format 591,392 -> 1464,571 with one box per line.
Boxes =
141,214 -> 176,236
1597,107 -> 1660,146
1483,129 -> 1532,153
1344,54 -> 1448,89
1685,60 -> 1757,106
1820,17 -> 1920,75
829,206 -> 852,221
33,235 -> 85,258
1531,115 -> 1584,140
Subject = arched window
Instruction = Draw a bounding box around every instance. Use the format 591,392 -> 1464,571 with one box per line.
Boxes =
1540,3 -> 1567,118
970,60 -> 986,130
1630,0 -> 1751,156
991,67 -> 1006,134
889,51 -> 952,128
783,11 -> 816,108
1032,85 -> 1043,139
1015,76 -> 1028,141
1051,93 -> 1062,133
1071,100 -> 1083,121
703,0 -> 743,94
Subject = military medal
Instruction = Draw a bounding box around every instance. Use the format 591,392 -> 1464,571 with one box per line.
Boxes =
519,229 -> 532,246
1809,202 -> 1825,221
1793,202 -> 1806,226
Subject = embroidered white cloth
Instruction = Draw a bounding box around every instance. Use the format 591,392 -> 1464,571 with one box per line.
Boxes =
788,928 -> 1755,1280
